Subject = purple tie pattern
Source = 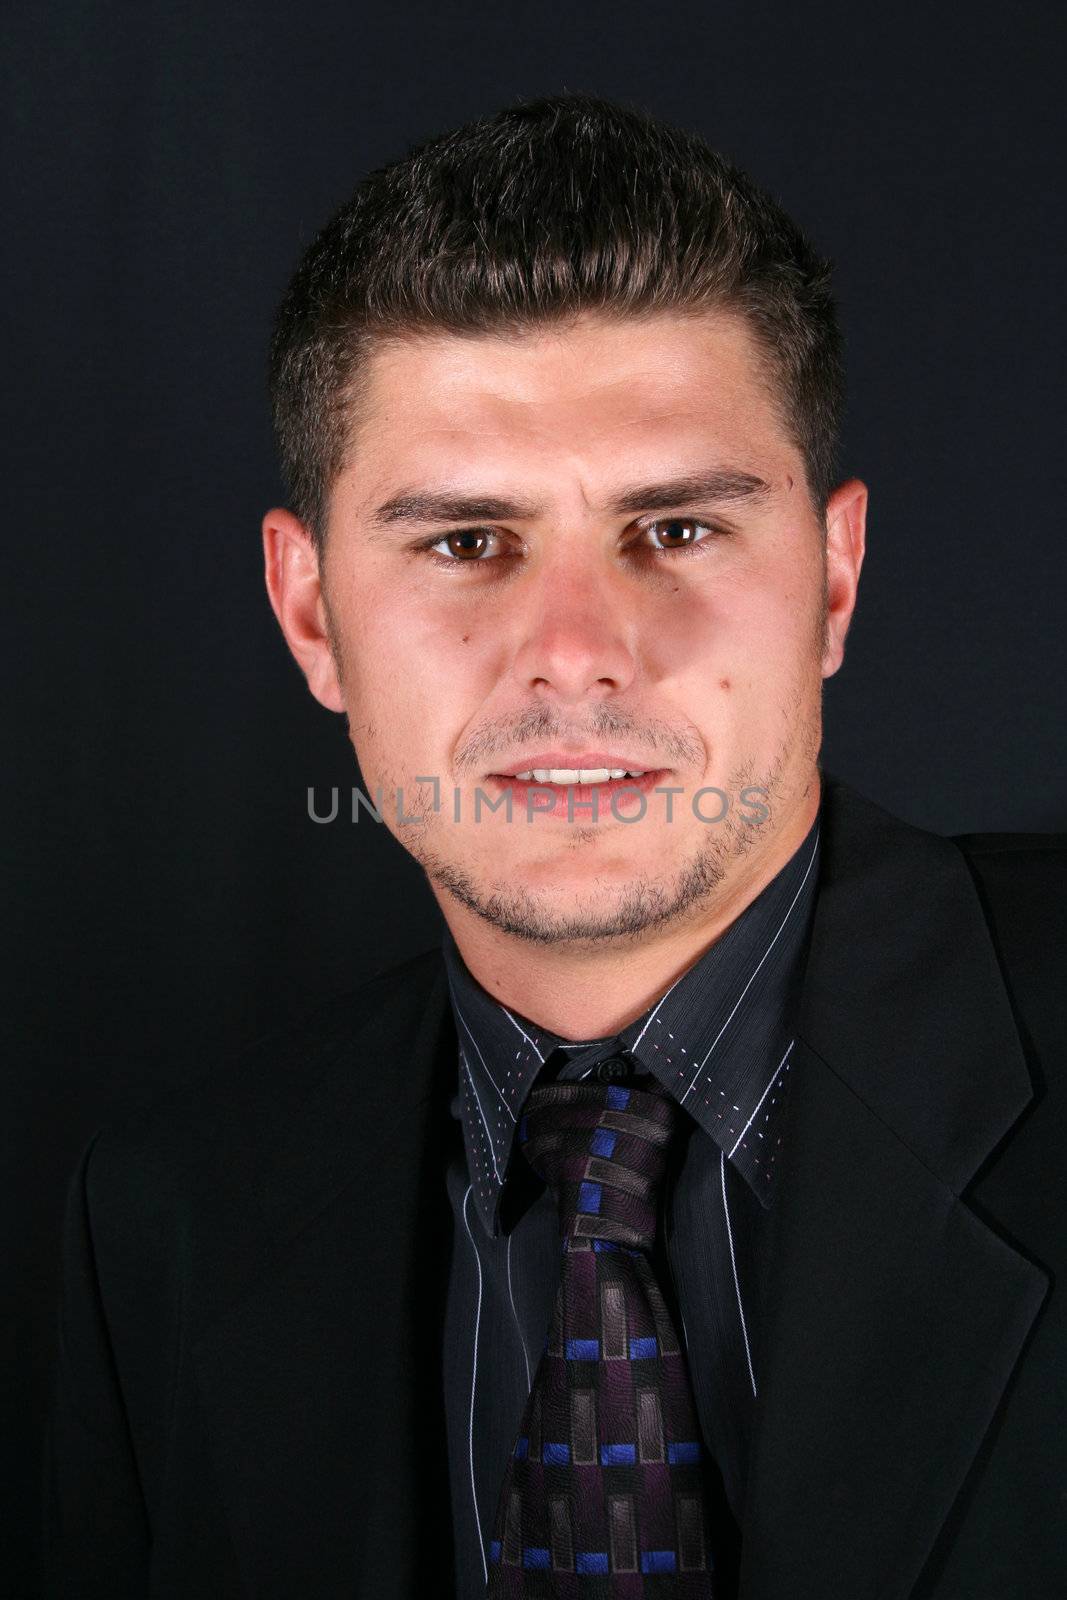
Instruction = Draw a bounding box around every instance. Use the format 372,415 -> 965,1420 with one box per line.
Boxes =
485,1077 -> 719,1595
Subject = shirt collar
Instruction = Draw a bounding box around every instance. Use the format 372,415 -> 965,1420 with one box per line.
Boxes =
444,810 -> 821,1236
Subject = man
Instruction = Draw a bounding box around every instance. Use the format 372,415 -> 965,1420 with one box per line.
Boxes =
43,94 -> 1064,1599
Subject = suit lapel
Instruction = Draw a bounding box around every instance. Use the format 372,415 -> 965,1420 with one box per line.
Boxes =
192,955 -> 459,1599
739,777 -> 1050,1600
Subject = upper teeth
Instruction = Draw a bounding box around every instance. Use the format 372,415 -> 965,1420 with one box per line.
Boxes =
510,768 -> 646,784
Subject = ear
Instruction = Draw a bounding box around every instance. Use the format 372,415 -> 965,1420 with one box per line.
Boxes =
261,507 -> 345,713
821,478 -> 868,679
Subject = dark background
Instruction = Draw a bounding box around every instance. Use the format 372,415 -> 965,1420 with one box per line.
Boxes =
5,1 -> 1065,1592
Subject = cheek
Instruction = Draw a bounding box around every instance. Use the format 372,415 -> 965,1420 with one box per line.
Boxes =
662,562 -> 820,715
346,588 -> 498,751
652,571 -> 782,674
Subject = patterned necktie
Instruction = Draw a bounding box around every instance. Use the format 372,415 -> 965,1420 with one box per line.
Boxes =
485,1073 -> 720,1594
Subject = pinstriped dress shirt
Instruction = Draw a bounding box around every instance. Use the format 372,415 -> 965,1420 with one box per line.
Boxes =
440,810 -> 821,1597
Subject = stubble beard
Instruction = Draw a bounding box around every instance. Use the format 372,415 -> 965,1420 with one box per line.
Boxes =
398,725 -> 813,951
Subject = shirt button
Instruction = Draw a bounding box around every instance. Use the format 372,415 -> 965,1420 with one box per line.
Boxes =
594,1054 -> 632,1082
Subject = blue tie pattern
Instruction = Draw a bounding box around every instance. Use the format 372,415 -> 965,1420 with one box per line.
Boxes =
486,1077 -> 720,1594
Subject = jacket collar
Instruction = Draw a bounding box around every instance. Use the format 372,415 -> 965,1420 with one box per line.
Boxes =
191,770 -> 1049,1600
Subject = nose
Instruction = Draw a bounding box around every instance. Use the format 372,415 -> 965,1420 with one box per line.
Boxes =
509,565 -> 639,705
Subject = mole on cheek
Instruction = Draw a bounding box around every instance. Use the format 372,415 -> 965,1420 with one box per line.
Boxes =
461,634 -> 470,644
719,678 -> 731,691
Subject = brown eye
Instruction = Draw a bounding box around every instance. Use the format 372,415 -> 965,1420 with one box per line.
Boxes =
644,518 -> 713,551
432,528 -> 496,560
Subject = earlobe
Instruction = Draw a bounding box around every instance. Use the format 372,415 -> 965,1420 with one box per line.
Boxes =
261,507 -> 346,713
820,478 -> 868,680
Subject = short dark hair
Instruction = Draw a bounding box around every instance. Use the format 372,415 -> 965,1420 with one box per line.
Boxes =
268,93 -> 845,554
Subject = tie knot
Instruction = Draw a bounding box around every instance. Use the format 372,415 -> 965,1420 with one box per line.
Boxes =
519,1077 -> 680,1250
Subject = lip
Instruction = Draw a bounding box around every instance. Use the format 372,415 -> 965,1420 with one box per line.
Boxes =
482,767 -> 672,821
488,752 -> 663,778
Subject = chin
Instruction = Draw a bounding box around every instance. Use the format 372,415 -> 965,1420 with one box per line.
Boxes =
486,845 -> 673,886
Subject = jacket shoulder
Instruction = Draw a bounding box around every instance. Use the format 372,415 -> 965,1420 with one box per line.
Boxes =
951,829 -> 1067,860
79,943 -> 447,1255
950,828 -> 1066,1047
950,828 -> 1067,926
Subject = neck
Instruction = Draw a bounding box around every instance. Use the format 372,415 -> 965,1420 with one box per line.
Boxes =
438,772 -> 821,1040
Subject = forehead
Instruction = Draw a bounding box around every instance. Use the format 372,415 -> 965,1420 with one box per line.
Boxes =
340,309 -> 796,498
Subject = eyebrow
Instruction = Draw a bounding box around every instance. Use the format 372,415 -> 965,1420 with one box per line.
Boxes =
367,466 -> 774,529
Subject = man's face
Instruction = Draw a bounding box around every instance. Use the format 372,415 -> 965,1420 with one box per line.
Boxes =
270,309 -> 865,947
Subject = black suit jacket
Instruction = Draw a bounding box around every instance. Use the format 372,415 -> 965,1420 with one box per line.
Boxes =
42,775 -> 1067,1598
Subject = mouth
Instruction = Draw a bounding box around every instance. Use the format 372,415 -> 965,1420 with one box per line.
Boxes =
484,755 -> 672,820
